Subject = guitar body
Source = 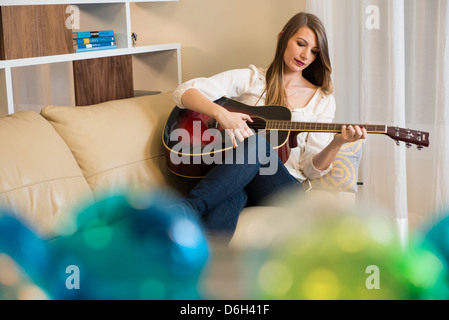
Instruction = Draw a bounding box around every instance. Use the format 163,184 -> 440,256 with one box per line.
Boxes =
162,98 -> 295,178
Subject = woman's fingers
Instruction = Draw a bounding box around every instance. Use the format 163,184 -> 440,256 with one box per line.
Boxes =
236,114 -> 254,139
234,129 -> 245,143
341,125 -> 367,141
354,125 -> 367,139
360,126 -> 368,139
216,111 -> 256,147
225,127 -> 252,148
227,127 -> 255,148
246,126 -> 254,137
238,113 -> 253,123
234,127 -> 254,142
353,125 -> 362,138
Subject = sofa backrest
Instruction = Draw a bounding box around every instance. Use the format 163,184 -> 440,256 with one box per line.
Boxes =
40,92 -> 196,198
0,111 -> 94,236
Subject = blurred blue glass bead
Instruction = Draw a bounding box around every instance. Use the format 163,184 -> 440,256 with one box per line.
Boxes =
0,211 -> 49,287
1,191 -> 210,300
47,191 -> 209,299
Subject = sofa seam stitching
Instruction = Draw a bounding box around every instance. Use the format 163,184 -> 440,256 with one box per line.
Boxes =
0,175 -> 87,195
84,154 -> 165,180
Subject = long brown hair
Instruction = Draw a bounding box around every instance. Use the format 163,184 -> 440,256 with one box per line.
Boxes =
264,12 -> 333,107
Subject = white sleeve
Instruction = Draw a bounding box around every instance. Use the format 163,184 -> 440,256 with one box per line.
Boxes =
299,94 -> 337,180
172,65 -> 259,108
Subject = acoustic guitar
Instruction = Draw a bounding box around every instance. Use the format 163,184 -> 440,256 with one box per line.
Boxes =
162,97 -> 430,178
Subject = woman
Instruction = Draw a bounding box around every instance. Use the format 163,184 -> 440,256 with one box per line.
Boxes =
172,12 -> 367,240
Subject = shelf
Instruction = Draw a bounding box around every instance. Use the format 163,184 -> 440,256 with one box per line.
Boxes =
0,0 -> 177,5
0,1 -> 181,116
0,43 -> 180,68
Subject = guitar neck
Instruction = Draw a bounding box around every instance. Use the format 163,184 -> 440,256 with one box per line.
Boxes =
266,120 -> 387,134
265,120 -> 429,148
216,98 -> 428,148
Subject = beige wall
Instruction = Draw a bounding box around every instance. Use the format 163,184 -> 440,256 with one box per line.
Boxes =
131,0 -> 306,82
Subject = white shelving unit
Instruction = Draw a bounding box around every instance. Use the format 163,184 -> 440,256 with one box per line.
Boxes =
0,0 -> 181,116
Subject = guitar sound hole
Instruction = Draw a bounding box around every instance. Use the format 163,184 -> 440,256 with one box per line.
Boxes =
207,118 -> 219,129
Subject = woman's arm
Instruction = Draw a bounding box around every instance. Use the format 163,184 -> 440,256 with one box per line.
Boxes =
312,125 -> 367,171
298,93 -> 367,179
173,66 -> 264,146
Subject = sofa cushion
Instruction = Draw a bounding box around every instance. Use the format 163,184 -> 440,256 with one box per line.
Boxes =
41,92 -> 187,197
0,111 -> 94,235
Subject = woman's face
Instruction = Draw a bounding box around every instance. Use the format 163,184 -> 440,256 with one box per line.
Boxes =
283,26 -> 319,74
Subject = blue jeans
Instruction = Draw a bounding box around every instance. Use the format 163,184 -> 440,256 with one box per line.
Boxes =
181,134 -> 302,239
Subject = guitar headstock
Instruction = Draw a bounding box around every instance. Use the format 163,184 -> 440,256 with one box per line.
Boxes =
386,126 -> 430,150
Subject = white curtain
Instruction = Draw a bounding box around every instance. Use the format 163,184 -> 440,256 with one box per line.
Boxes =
306,0 -> 449,232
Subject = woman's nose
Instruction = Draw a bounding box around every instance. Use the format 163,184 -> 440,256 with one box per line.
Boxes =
300,52 -> 308,61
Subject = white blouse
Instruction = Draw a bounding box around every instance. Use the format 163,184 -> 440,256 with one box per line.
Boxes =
172,64 -> 336,182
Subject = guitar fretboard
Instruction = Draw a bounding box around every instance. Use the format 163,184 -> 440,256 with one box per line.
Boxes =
266,120 -> 387,133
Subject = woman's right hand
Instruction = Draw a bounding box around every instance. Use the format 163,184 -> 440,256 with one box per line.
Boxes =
215,107 -> 254,147
179,89 -> 254,147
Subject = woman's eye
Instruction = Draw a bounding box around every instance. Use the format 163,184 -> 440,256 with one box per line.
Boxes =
312,50 -> 319,55
297,42 -> 305,47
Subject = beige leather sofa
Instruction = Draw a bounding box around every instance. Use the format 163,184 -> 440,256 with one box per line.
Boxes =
0,91 -> 356,240
0,92 -> 201,236
0,91 -> 361,299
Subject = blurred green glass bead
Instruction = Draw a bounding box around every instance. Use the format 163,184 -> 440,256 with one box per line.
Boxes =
243,209 -> 448,300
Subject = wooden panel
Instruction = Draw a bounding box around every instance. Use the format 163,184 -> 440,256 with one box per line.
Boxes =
0,9 -> 4,60
73,55 -> 134,106
0,5 -> 74,60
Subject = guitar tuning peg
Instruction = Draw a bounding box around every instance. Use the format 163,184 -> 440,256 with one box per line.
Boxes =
396,140 -> 400,146
417,146 -> 423,151
406,143 -> 412,148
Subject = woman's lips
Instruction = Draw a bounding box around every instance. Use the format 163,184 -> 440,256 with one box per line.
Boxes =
295,58 -> 305,67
